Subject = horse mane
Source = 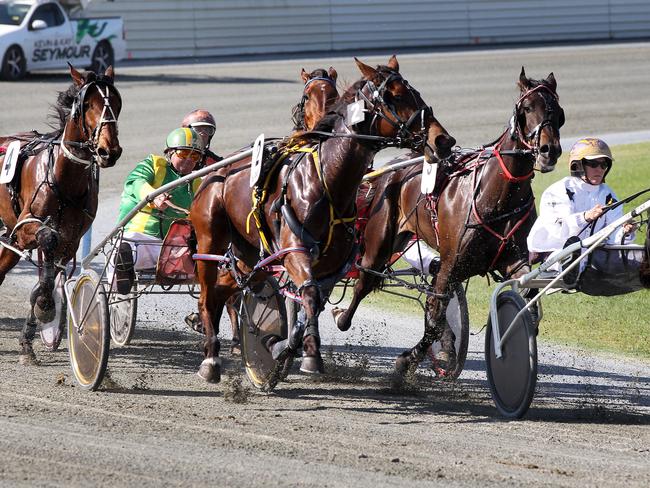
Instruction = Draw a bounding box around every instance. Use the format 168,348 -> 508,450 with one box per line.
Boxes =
47,83 -> 79,135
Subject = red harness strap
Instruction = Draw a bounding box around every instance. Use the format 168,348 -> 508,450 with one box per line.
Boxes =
493,145 -> 534,182
471,200 -> 534,271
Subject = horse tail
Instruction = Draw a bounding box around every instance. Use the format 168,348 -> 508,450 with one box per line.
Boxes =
640,225 -> 650,288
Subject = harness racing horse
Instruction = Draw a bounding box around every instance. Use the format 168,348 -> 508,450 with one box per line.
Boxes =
0,65 -> 122,364
333,68 -> 564,375
225,66 -> 340,350
191,56 -> 456,383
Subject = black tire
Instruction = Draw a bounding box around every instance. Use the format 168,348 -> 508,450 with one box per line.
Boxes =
428,282 -> 470,379
109,285 -> 137,346
1,45 -> 26,81
39,273 -> 67,351
239,277 -> 291,390
485,290 -> 538,419
90,41 -> 114,74
67,270 -> 110,391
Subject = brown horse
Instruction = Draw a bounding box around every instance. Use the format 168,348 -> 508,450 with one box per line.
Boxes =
333,68 -> 564,375
225,66 -> 340,351
190,56 -> 456,382
0,65 -> 122,364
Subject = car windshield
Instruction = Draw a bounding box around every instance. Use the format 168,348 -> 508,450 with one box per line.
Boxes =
0,2 -> 31,26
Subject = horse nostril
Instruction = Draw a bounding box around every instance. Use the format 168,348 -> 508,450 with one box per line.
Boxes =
539,144 -> 550,156
97,147 -> 110,160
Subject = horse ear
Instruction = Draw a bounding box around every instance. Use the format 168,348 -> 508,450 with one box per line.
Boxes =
104,65 -> 115,80
518,66 -> 530,90
387,55 -> 399,72
328,66 -> 338,82
300,68 -> 309,83
68,62 -> 85,87
355,57 -> 377,79
545,72 -> 557,91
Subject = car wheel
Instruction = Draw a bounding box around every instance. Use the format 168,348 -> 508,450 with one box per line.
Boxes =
90,41 -> 114,74
1,45 -> 27,81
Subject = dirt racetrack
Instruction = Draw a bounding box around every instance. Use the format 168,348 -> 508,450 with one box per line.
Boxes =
1,266 -> 648,487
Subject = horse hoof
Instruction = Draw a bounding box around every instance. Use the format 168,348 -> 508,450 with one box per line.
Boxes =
394,351 -> 412,376
300,355 -> 324,374
331,307 -> 351,332
18,352 -> 40,366
34,302 -> 56,323
434,350 -> 457,374
197,357 -> 221,383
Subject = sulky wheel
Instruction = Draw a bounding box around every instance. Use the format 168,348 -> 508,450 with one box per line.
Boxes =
428,282 -> 470,379
39,273 -> 67,351
67,270 -> 110,391
109,284 -> 138,347
485,290 -> 538,419
239,277 -> 291,390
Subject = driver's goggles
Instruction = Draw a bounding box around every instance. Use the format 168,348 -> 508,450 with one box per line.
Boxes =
191,125 -> 216,138
174,149 -> 202,161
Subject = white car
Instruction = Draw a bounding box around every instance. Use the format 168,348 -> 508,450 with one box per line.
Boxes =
0,0 -> 125,80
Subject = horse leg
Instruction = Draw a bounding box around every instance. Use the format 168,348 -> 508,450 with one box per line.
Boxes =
32,226 -> 59,323
226,295 -> 241,355
196,262 -> 232,383
332,203 -> 398,332
283,252 -> 323,374
396,274 -> 452,376
0,247 -> 40,364
331,260 -> 383,332
18,286 -> 41,365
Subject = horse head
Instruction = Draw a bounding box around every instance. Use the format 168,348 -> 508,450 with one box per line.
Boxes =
353,55 -> 456,163
295,67 -> 339,131
69,64 -> 123,168
513,67 -> 564,173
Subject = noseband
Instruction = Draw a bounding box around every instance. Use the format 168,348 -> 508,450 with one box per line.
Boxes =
509,84 -> 561,154
61,76 -> 121,167
356,71 -> 432,151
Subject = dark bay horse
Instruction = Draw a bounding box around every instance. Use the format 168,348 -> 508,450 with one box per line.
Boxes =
190,56 -> 456,382
333,68 -> 564,375
0,65 -> 122,364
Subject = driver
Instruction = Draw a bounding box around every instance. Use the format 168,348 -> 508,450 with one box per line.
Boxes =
181,109 -> 222,168
111,127 -> 204,294
527,137 -> 637,270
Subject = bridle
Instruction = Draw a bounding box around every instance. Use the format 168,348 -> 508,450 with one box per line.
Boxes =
508,84 -> 563,155
60,76 -> 121,167
292,74 -> 338,131
355,70 -> 433,152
